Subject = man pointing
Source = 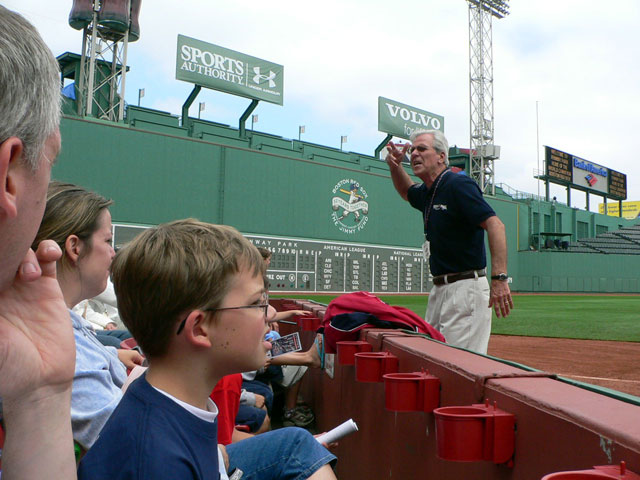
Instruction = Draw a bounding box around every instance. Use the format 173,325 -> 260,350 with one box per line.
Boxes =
386,129 -> 513,354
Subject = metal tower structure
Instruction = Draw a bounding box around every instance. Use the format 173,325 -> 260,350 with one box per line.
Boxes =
468,0 -> 509,194
69,0 -> 141,121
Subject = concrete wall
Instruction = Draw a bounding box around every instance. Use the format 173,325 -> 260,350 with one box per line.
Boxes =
276,299 -> 640,480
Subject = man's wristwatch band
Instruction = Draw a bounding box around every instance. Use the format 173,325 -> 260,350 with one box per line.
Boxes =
491,273 -> 508,281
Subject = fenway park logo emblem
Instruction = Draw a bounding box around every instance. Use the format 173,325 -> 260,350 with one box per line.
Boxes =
331,179 -> 369,234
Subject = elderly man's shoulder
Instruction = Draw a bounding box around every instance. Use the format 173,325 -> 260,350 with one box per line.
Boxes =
447,171 -> 482,191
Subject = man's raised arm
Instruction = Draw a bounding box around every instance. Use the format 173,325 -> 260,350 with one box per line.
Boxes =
385,142 -> 414,201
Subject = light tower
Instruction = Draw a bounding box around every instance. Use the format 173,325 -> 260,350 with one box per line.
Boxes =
68,0 -> 141,121
467,0 -> 509,194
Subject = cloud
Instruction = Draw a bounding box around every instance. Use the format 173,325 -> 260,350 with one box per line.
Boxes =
7,0 -> 640,205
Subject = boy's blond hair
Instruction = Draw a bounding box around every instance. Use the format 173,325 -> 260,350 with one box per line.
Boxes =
110,219 -> 265,359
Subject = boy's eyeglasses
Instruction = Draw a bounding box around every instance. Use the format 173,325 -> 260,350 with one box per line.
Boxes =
176,293 -> 270,335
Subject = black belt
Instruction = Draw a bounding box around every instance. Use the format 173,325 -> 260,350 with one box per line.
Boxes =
432,269 -> 486,286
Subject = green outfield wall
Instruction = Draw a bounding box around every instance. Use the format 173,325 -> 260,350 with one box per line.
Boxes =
52,104 -> 640,293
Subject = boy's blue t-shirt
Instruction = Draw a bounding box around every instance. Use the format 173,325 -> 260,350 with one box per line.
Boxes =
78,373 -> 219,480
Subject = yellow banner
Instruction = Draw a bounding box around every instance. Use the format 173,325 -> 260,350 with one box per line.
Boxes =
598,201 -> 640,220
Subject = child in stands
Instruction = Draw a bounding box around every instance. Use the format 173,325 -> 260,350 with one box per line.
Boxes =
78,219 -> 336,479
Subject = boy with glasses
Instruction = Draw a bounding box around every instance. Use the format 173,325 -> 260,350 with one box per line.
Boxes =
78,219 -> 336,479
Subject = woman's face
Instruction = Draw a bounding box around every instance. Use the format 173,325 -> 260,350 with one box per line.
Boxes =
77,209 -> 115,301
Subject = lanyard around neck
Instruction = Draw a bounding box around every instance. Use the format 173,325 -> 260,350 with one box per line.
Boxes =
423,169 -> 449,233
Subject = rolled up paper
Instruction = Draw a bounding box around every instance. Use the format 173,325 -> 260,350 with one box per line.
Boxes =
316,418 -> 358,444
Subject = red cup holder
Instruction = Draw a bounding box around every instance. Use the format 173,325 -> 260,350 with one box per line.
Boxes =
299,316 -> 321,331
383,371 -> 440,413
435,406 -> 488,416
336,341 -> 373,366
542,475 -> 615,480
541,462 -> 640,480
355,352 -> 399,382
434,402 -> 515,464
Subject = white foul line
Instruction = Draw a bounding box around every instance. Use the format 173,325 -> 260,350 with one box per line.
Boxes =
560,374 -> 640,384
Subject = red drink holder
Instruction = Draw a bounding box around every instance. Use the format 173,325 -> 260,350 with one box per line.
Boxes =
298,316 -> 321,331
336,341 -> 373,366
355,352 -> 399,382
433,401 -> 515,464
382,371 -> 440,413
541,462 -> 640,479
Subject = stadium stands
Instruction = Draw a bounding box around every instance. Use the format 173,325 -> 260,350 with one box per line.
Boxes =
563,224 -> 640,254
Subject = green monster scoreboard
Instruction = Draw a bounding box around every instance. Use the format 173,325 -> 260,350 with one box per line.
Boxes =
113,225 -> 432,294
246,234 -> 431,293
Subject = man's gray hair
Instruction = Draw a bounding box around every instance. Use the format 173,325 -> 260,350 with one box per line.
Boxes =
0,6 -> 61,170
410,129 -> 449,166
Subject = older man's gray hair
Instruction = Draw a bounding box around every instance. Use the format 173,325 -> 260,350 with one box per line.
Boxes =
0,6 -> 61,170
410,129 -> 449,166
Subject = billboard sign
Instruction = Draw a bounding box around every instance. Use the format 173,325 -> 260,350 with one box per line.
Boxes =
378,97 -> 444,139
572,156 -> 608,194
599,201 -> 640,219
544,146 -> 627,200
545,147 -> 573,184
608,169 -> 627,200
176,35 -> 284,105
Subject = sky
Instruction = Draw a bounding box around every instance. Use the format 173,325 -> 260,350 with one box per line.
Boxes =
6,0 -> 640,210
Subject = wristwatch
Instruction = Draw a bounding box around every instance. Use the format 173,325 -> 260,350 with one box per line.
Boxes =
491,273 -> 508,281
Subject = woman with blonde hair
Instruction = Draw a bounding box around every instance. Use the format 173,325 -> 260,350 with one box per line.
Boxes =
32,181 -> 143,452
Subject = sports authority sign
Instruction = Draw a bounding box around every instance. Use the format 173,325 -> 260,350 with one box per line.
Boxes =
378,96 -> 444,139
176,35 -> 284,105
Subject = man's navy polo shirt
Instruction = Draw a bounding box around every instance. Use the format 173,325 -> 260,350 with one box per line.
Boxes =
407,170 -> 496,277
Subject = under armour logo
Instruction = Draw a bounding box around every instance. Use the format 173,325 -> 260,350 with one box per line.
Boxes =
253,67 -> 276,88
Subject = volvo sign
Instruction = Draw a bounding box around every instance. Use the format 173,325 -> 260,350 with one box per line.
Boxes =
378,96 -> 444,140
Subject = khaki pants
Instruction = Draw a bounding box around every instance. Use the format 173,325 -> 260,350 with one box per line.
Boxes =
425,275 -> 491,354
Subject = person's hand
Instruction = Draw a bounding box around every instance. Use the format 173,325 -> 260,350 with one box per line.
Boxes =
385,141 -> 410,169
0,241 -> 75,402
314,433 -> 339,450
274,309 -> 310,322
218,444 -> 229,470
489,280 -> 514,318
104,322 -> 117,331
254,393 -> 266,410
270,321 -> 280,333
117,348 -> 145,370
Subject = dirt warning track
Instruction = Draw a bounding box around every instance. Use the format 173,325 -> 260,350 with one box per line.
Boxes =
488,335 -> 640,398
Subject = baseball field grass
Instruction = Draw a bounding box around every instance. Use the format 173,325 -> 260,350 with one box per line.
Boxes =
273,293 -> 640,342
